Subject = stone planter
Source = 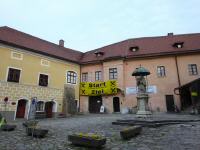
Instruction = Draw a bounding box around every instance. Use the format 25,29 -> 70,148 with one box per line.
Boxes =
68,134 -> 106,148
120,126 -> 142,140
1,124 -> 16,131
26,127 -> 48,138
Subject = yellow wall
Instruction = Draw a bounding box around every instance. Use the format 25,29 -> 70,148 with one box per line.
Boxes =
0,44 -> 80,111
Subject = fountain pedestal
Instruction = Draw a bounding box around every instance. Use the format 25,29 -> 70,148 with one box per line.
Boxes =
136,93 -> 152,117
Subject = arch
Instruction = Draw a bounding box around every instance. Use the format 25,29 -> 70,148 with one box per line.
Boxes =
15,99 -> 30,119
45,100 -> 57,118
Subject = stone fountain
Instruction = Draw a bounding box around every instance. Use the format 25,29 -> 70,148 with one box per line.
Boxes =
132,66 -> 152,117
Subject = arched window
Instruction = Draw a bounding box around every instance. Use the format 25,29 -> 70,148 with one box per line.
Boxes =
36,101 -> 44,111
67,71 -> 77,84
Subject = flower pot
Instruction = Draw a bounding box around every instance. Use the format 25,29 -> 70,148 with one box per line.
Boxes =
26,127 -> 48,138
120,126 -> 142,140
68,134 -> 106,148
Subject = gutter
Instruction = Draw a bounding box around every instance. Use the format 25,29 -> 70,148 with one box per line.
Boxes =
175,55 -> 181,87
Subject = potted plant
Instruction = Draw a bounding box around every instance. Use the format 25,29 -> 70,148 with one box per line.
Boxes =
0,113 -> 16,131
120,126 -> 142,140
68,133 -> 106,148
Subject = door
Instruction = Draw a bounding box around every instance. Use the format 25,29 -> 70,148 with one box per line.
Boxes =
166,95 -> 175,112
89,96 -> 102,113
113,97 -> 120,112
16,99 -> 27,118
45,102 -> 53,118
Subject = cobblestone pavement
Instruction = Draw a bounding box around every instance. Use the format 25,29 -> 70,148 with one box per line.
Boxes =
0,113 -> 200,150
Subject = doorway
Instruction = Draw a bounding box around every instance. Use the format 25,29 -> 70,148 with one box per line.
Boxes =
88,96 -> 102,113
165,95 -> 175,112
45,101 -> 54,118
113,97 -> 120,112
16,99 -> 28,118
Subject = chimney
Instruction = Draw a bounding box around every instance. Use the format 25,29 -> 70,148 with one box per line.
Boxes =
59,39 -> 64,47
167,33 -> 174,36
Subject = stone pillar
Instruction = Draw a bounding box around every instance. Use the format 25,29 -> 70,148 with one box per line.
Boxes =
136,93 -> 152,117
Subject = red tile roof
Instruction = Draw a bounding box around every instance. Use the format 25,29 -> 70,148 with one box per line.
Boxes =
1,26 -> 200,64
0,26 -> 83,63
81,33 -> 200,64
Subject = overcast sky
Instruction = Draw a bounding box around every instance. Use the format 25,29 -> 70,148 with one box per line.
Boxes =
0,0 -> 200,52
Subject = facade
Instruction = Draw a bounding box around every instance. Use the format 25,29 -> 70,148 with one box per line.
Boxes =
0,26 -> 81,120
80,34 -> 200,113
0,26 -> 200,118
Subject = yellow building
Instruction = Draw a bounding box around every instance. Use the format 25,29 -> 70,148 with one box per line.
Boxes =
0,26 -> 82,120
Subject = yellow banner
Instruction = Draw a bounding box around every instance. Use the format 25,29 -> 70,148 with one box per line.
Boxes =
80,80 -> 118,96
191,92 -> 198,96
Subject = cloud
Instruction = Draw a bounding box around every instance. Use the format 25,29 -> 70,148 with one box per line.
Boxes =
0,0 -> 200,51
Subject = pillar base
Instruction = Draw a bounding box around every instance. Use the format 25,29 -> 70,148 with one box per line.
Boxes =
136,110 -> 152,118
136,93 -> 152,118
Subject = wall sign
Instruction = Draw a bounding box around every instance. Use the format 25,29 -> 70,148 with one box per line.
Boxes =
126,85 -> 157,95
80,80 -> 117,96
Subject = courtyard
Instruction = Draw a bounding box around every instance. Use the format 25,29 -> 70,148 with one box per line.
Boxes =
0,113 -> 200,150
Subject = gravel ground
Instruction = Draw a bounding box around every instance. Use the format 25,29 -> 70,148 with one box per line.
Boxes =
0,113 -> 200,150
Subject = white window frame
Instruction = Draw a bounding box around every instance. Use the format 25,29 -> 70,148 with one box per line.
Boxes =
95,71 -> 102,81
188,64 -> 198,75
38,73 -> 49,87
109,68 -> 117,80
157,66 -> 166,77
6,66 -> 22,83
66,71 -> 77,84
82,72 -> 88,82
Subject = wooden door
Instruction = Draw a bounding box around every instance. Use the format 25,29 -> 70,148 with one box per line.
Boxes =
45,102 -> 53,118
89,96 -> 102,113
16,100 -> 27,118
166,95 -> 175,112
113,97 -> 120,112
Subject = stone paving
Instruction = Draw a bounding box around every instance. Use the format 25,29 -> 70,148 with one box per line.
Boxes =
0,113 -> 200,150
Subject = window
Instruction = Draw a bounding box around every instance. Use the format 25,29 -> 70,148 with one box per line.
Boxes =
129,46 -> 139,52
82,73 -> 88,82
11,51 -> 23,60
95,71 -> 102,81
173,42 -> 184,48
39,74 -> 48,86
188,64 -> 198,75
67,71 -> 77,84
94,51 -> 104,57
157,66 -> 166,77
7,68 -> 21,83
36,101 -> 44,111
109,68 -> 117,79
